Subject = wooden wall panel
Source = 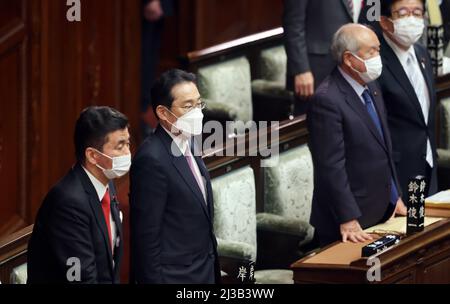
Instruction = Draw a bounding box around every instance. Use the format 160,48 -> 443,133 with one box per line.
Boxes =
0,0 -> 28,236
158,0 -> 283,74
0,0 -> 142,241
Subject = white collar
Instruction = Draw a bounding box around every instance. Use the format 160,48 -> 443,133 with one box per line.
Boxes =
383,32 -> 416,66
82,166 -> 108,202
162,125 -> 190,156
338,66 -> 368,99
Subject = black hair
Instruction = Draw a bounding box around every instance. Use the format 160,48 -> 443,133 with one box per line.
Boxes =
74,106 -> 129,163
150,69 -> 197,117
380,0 -> 425,17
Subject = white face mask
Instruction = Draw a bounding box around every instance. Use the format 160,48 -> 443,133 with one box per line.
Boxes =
391,16 -> 425,48
94,149 -> 131,179
166,107 -> 204,137
350,53 -> 383,83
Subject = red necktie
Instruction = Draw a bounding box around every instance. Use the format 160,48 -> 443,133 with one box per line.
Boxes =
101,190 -> 113,251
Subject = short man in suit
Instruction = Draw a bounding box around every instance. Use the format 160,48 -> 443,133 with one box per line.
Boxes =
27,106 -> 130,283
283,0 -> 371,100
308,24 -> 406,247
130,69 -> 219,284
377,0 -> 438,197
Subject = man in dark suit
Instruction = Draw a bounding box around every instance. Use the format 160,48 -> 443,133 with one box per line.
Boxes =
377,0 -> 438,197
141,0 -> 176,137
130,69 -> 219,284
308,24 -> 406,246
27,106 -> 130,283
283,0 -> 371,100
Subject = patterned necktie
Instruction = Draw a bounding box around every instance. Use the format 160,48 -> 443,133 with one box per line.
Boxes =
362,89 -> 399,205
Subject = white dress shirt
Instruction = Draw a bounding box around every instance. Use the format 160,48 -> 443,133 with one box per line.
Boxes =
162,126 -> 207,202
338,67 -> 368,105
384,34 -> 434,168
82,166 -> 117,254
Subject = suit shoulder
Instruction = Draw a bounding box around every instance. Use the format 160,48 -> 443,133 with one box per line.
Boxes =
312,76 -> 339,105
414,42 -> 428,55
43,170 -> 88,210
133,134 -> 168,166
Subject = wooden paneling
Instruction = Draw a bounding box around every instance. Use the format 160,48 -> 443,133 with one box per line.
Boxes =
192,0 -> 283,49
158,0 -> 283,72
0,0 -> 142,245
0,0 -> 28,236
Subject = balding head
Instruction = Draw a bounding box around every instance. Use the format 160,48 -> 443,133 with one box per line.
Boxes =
331,23 -> 381,85
331,24 -> 379,65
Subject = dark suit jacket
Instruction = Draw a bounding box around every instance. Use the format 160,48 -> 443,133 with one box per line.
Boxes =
130,126 -> 219,284
283,0 -> 370,90
307,68 -> 401,245
377,35 -> 438,197
27,163 -> 123,284
442,0 -> 450,47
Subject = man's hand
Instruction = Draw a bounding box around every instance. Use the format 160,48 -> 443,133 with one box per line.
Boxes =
340,219 -> 373,243
394,198 -> 407,216
144,0 -> 164,22
294,71 -> 315,98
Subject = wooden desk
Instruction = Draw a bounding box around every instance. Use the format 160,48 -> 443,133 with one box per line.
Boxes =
291,219 -> 450,284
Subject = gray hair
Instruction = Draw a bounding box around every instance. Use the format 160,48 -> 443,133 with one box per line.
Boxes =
331,24 -> 363,65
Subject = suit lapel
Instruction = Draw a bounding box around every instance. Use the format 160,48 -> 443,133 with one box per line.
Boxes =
109,183 -> 123,272
414,44 -> 435,125
156,126 -> 211,222
108,183 -> 123,242
110,198 -> 122,274
341,0 -> 354,21
334,70 -> 388,152
381,36 -> 427,126
74,164 -> 115,273
194,154 -> 214,216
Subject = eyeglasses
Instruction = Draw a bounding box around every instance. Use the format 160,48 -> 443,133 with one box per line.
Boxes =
392,7 -> 424,19
172,101 -> 207,112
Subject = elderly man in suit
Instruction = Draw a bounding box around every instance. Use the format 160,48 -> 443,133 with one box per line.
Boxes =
283,0 -> 371,100
308,24 -> 406,246
377,0 -> 438,197
28,106 -> 129,283
130,69 -> 219,284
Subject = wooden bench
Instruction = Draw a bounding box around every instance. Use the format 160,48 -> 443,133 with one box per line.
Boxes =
180,27 -> 295,124
0,225 -> 32,284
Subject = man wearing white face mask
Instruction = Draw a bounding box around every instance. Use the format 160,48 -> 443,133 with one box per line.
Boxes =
28,106 -> 130,283
377,0 -> 438,198
130,69 -> 219,284
308,24 -> 405,247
